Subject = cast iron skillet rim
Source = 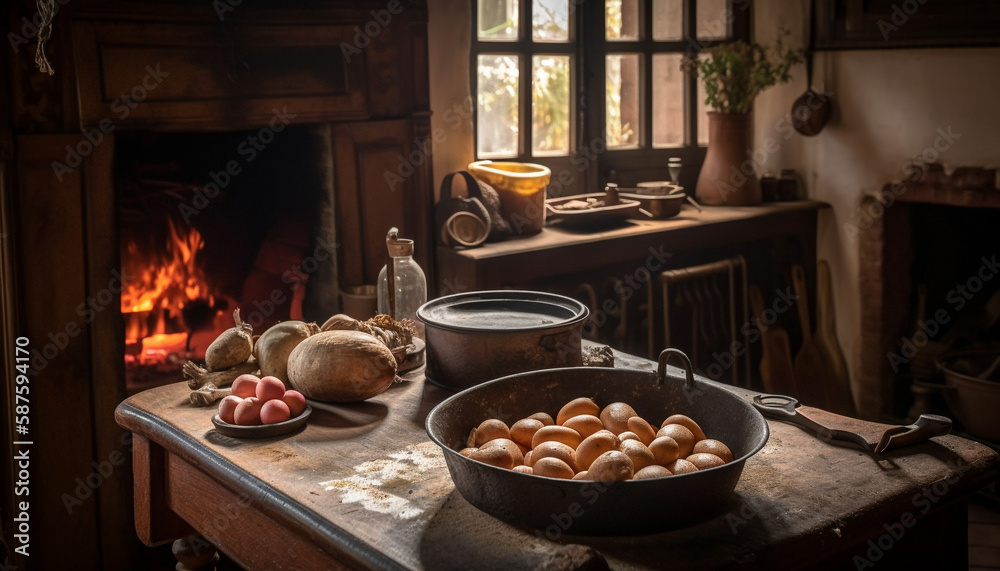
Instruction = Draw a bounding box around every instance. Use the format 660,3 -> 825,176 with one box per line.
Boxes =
416,290 -> 590,333
424,365 -> 771,482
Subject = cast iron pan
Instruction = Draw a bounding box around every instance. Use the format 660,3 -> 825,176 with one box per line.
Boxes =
425,349 -> 769,535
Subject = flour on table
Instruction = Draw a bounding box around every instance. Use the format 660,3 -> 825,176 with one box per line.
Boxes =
318,441 -> 447,519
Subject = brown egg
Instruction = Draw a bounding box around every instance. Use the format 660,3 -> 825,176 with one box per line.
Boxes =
687,453 -> 726,470
523,450 -> 533,466
619,439 -> 656,472
632,465 -> 674,480
692,439 -> 734,463
562,414 -> 605,439
513,465 -> 533,475
660,414 -> 707,441
572,470 -> 590,480
486,438 -> 525,465
531,425 -> 583,449
618,431 -> 642,443
599,402 -> 637,435
588,450 -> 634,482
466,446 -> 514,469
627,416 -> 657,445
475,419 -> 511,446
515,442 -> 529,457
556,397 -> 600,425
527,412 -> 555,426
649,436 -> 681,465
657,424 -> 695,457
530,441 -> 578,472
576,430 -> 621,471
666,458 -> 699,475
510,418 -> 545,449
459,447 -> 477,458
532,457 -> 576,479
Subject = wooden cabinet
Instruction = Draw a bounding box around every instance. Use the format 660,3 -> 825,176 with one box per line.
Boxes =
71,20 -> 370,130
333,118 -> 435,288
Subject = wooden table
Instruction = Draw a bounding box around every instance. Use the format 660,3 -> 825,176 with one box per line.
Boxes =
436,200 -> 827,293
116,352 -> 1000,570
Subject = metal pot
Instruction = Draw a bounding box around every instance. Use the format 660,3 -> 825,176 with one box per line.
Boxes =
425,349 -> 770,535
937,345 -> 1000,442
417,290 -> 589,390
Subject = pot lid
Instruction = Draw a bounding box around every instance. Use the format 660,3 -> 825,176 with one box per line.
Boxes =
416,290 -> 589,333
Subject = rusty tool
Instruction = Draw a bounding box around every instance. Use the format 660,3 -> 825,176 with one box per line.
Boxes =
752,393 -> 952,454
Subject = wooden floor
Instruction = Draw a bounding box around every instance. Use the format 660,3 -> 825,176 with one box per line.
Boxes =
970,495 -> 1000,570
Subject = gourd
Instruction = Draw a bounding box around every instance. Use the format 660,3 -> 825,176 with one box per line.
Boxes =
252,320 -> 320,384
286,329 -> 397,402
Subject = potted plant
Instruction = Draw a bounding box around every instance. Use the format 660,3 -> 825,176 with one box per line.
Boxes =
682,36 -> 803,205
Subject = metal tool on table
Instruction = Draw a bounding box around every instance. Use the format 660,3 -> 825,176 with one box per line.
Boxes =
752,393 -> 952,454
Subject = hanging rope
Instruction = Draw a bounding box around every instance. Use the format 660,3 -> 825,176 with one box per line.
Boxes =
35,0 -> 56,75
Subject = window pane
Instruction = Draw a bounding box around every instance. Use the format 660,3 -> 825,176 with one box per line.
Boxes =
606,0 -> 639,41
532,55 -> 571,155
479,0 -> 519,40
652,54 -> 684,147
533,0 -> 569,42
478,55 -> 520,157
696,0 -> 730,41
606,54 -> 640,149
652,0 -> 683,41
697,69 -> 709,146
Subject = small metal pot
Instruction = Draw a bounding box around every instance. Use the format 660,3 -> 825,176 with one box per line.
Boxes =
416,290 -> 589,390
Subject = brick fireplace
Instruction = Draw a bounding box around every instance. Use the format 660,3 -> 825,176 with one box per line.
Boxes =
1,1 -> 433,568
857,164 -> 1000,421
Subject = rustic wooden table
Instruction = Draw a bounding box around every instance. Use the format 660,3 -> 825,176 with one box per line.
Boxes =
116,351 -> 1000,570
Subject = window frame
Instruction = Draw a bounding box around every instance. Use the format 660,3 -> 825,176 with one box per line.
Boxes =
471,0 -> 751,196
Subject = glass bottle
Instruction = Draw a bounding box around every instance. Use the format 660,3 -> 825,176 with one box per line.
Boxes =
377,227 -> 427,339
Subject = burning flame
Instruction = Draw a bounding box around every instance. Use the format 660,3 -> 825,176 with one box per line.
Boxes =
122,219 -> 214,343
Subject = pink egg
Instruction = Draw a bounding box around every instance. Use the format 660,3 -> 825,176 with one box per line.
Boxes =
231,374 -> 261,398
281,390 -> 307,417
256,376 -> 286,402
260,399 -> 291,425
218,395 -> 244,424
233,397 -> 263,426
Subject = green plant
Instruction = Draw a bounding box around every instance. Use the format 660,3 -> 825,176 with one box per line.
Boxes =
682,35 -> 804,114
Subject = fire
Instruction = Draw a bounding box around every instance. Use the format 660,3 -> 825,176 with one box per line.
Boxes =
122,219 -> 214,343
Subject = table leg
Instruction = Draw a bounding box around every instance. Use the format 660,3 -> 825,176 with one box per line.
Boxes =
172,536 -> 219,571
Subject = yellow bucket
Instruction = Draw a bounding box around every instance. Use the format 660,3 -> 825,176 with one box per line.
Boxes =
468,160 -> 551,235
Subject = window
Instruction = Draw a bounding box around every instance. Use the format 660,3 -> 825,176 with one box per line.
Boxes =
472,0 -> 749,195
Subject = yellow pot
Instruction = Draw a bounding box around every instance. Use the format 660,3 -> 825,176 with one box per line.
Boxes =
468,160 -> 551,235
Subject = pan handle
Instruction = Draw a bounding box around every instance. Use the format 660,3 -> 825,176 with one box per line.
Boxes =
656,348 -> 694,390
752,393 -> 801,420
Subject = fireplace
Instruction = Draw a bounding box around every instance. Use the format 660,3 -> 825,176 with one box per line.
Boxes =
114,127 -> 336,392
857,164 -> 1000,424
